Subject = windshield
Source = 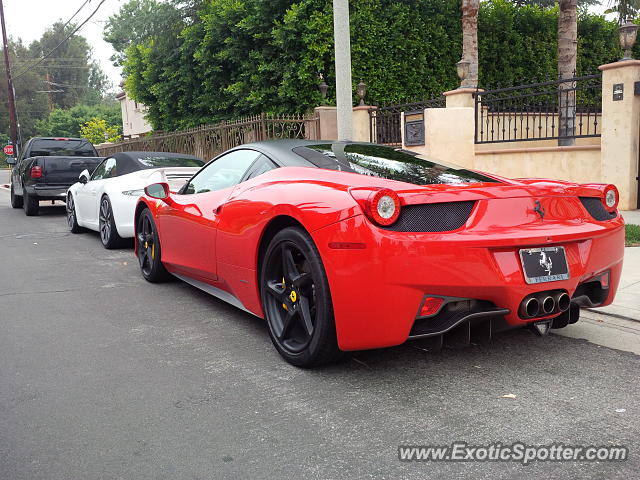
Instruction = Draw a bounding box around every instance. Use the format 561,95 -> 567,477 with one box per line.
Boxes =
292,143 -> 499,185
29,139 -> 97,157
136,156 -> 204,169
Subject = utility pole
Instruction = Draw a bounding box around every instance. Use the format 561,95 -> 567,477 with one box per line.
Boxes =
45,72 -> 54,112
0,0 -> 19,151
333,0 -> 353,141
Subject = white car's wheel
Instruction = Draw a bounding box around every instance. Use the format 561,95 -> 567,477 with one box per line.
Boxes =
66,193 -> 84,233
99,196 -> 124,249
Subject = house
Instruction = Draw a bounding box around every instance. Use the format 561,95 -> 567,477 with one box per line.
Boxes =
116,81 -> 152,139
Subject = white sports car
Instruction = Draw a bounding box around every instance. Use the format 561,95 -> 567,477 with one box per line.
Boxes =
67,151 -> 204,248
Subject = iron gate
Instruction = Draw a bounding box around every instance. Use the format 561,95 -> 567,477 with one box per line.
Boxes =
369,97 -> 445,146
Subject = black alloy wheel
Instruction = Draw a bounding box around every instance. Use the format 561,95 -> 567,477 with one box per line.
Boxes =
136,209 -> 170,282
260,227 -> 341,367
99,196 -> 123,249
66,193 -> 83,233
10,183 -> 23,208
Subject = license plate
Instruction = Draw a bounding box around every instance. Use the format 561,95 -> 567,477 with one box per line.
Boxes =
519,246 -> 570,284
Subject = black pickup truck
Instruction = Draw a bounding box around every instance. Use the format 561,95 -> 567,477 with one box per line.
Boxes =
8,137 -> 103,216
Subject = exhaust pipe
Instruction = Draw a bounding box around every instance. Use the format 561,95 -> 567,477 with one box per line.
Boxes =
519,297 -> 540,318
541,296 -> 555,315
554,292 -> 571,312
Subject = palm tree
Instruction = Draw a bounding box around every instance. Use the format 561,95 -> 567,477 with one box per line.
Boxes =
605,0 -> 640,24
558,0 -> 577,146
461,0 -> 479,88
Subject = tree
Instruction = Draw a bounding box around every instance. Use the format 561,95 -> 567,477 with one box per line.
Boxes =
558,0 -> 577,146
0,39 -> 49,142
604,0 -> 640,24
114,0 -> 621,131
1,22 -> 115,145
34,102 -> 122,138
461,0 -> 480,87
28,22 -> 95,109
104,0 -> 187,66
80,118 -> 122,144
510,0 -> 599,7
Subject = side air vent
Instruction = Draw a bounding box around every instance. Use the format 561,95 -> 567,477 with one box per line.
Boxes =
382,201 -> 476,233
579,197 -> 617,222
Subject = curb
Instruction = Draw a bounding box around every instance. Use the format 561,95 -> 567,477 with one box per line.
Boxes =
585,308 -> 640,324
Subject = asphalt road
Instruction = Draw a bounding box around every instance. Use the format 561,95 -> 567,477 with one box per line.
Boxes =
1,169 -> 639,479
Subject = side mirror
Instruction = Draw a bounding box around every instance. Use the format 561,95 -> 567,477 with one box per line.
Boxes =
5,157 -> 16,165
145,182 -> 174,205
79,169 -> 90,184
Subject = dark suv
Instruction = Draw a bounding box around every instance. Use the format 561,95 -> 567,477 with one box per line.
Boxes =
8,137 -> 103,216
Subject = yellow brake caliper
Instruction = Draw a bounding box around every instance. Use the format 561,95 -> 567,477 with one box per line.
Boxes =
282,277 -> 288,311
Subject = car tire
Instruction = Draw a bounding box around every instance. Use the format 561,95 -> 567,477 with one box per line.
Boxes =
260,226 -> 342,368
136,208 -> 170,283
10,183 -> 23,208
23,189 -> 39,216
66,193 -> 84,233
99,196 -> 123,249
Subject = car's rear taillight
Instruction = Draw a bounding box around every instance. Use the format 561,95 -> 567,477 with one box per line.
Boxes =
602,184 -> 619,212
417,296 -> 444,317
30,166 -> 43,179
362,188 -> 400,226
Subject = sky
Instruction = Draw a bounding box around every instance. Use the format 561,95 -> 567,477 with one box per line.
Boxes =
3,0 -> 126,89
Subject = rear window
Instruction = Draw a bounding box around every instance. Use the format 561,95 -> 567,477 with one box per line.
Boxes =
30,139 -> 97,157
292,143 -> 499,185
136,156 -> 204,169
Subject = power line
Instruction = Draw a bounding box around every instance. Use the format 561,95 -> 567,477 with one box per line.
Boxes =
13,0 -> 108,80
46,80 -> 87,89
62,0 -> 93,31
17,65 -> 93,69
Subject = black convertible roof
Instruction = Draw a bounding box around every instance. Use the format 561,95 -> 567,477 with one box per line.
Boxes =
109,151 -> 203,175
232,139 -> 365,168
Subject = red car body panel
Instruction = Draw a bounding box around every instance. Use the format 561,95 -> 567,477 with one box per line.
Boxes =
136,163 -> 624,352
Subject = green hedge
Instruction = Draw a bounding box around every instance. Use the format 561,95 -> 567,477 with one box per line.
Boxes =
123,0 -> 624,130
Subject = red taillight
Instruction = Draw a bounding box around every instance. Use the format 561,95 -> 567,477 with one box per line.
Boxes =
366,188 -> 401,226
418,296 -> 444,317
30,166 -> 43,179
602,184 -> 619,212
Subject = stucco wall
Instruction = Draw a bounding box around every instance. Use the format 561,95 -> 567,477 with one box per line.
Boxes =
474,146 -> 602,184
118,92 -> 152,138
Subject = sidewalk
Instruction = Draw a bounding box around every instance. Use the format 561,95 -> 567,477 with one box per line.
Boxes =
622,209 -> 640,225
598,211 -> 640,321
595,246 -> 640,321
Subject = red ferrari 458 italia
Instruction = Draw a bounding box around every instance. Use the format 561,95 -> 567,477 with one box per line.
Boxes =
134,140 -> 624,367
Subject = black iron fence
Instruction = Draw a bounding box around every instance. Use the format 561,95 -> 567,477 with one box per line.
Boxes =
96,113 -> 320,159
474,74 -> 602,144
369,97 -> 445,146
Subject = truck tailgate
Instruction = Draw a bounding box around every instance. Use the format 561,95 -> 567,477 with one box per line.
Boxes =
39,156 -> 104,186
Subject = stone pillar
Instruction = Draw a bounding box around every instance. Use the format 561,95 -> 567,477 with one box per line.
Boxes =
314,106 -> 338,140
352,105 -> 372,142
423,107 -> 476,169
599,60 -> 640,210
404,88 -> 477,168
443,88 -> 477,108
314,105 -> 373,142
